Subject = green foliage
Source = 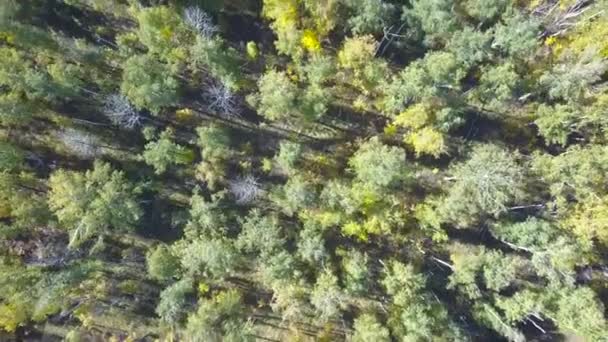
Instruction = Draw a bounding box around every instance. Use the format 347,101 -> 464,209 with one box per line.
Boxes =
492,12 -> 540,59
339,249 -> 370,295
136,6 -> 184,56
351,313 -> 390,342
156,278 -> 193,325
178,237 -> 241,279
275,141 -> 302,174
342,0 -> 397,35
237,209 -> 283,255
463,0 -> 510,22
310,269 -> 346,322
439,144 -> 526,226
121,54 -> 180,113
405,0 -> 461,45
348,137 -> 407,189
185,290 -> 253,342
48,161 -> 142,246
147,245 -> 180,281
2,2 -> 608,340
142,128 -> 194,174
251,69 -> 298,121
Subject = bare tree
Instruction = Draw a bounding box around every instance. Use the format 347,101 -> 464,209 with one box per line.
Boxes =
184,6 -> 217,38
103,94 -> 141,129
57,128 -> 101,158
229,175 -> 263,204
535,0 -> 598,37
203,82 -> 241,117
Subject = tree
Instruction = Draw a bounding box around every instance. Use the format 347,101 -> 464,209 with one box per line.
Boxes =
447,27 -> 493,67
178,237 -> 240,279
0,141 -> 24,172
351,313 -> 390,342
492,12 -> 540,59
348,137 -> 407,189
121,54 -> 180,113
251,69 -> 298,121
184,190 -> 228,239
185,290 -> 253,342
439,144 -> 526,226
473,62 -> 521,111
342,0 -> 397,35
535,104 -> 580,146
203,82 -> 240,117
275,141 -> 302,174
381,260 -> 461,340
136,6 -> 185,56
103,94 -> 141,129
147,245 -> 180,281
142,128 -> 194,174
339,249 -> 370,295
228,175 -> 263,204
463,0 -> 510,22
262,0 -> 302,56
310,269 -> 346,322
48,161 -> 142,247
531,145 -> 608,207
278,174 -> 317,216
236,209 -> 283,256
539,49 -> 608,102
405,0 -> 461,46
183,6 -> 217,37
156,279 -> 193,325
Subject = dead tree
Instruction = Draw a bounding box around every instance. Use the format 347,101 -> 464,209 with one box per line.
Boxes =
203,82 -> 241,117
103,94 -> 141,129
229,175 -> 263,204
184,6 -> 217,37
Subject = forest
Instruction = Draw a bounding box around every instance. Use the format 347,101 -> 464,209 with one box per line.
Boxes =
1,0 -> 608,341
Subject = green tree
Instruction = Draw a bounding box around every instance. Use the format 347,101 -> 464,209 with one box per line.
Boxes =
310,269 -> 346,322
351,313 -> 391,342
121,54 -> 180,113
156,279 -> 193,325
339,249 -> 370,295
405,0 -> 461,46
463,0 -> 510,22
178,237 -> 240,279
48,161 -> 142,247
348,137 -> 407,189
439,144 -> 526,226
136,6 -> 185,57
250,69 -> 298,121
275,141 -> 302,174
492,12 -> 540,59
142,128 -> 194,174
147,245 -> 180,281
185,290 -> 253,342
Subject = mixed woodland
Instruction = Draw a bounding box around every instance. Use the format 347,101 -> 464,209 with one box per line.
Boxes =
1,0 -> 608,341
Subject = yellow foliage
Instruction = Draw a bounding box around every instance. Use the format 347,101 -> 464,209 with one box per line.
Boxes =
394,103 -> 433,130
261,158 -> 273,172
246,41 -> 259,60
384,123 -> 398,137
405,127 -> 447,158
338,35 -> 377,70
566,196 -> 608,245
0,31 -> 15,44
175,108 -> 194,121
0,303 -> 27,332
198,282 -> 210,295
301,29 -> 322,52
342,221 -> 368,241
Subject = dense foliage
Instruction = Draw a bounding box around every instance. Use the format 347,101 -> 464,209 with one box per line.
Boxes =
1,0 -> 608,341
